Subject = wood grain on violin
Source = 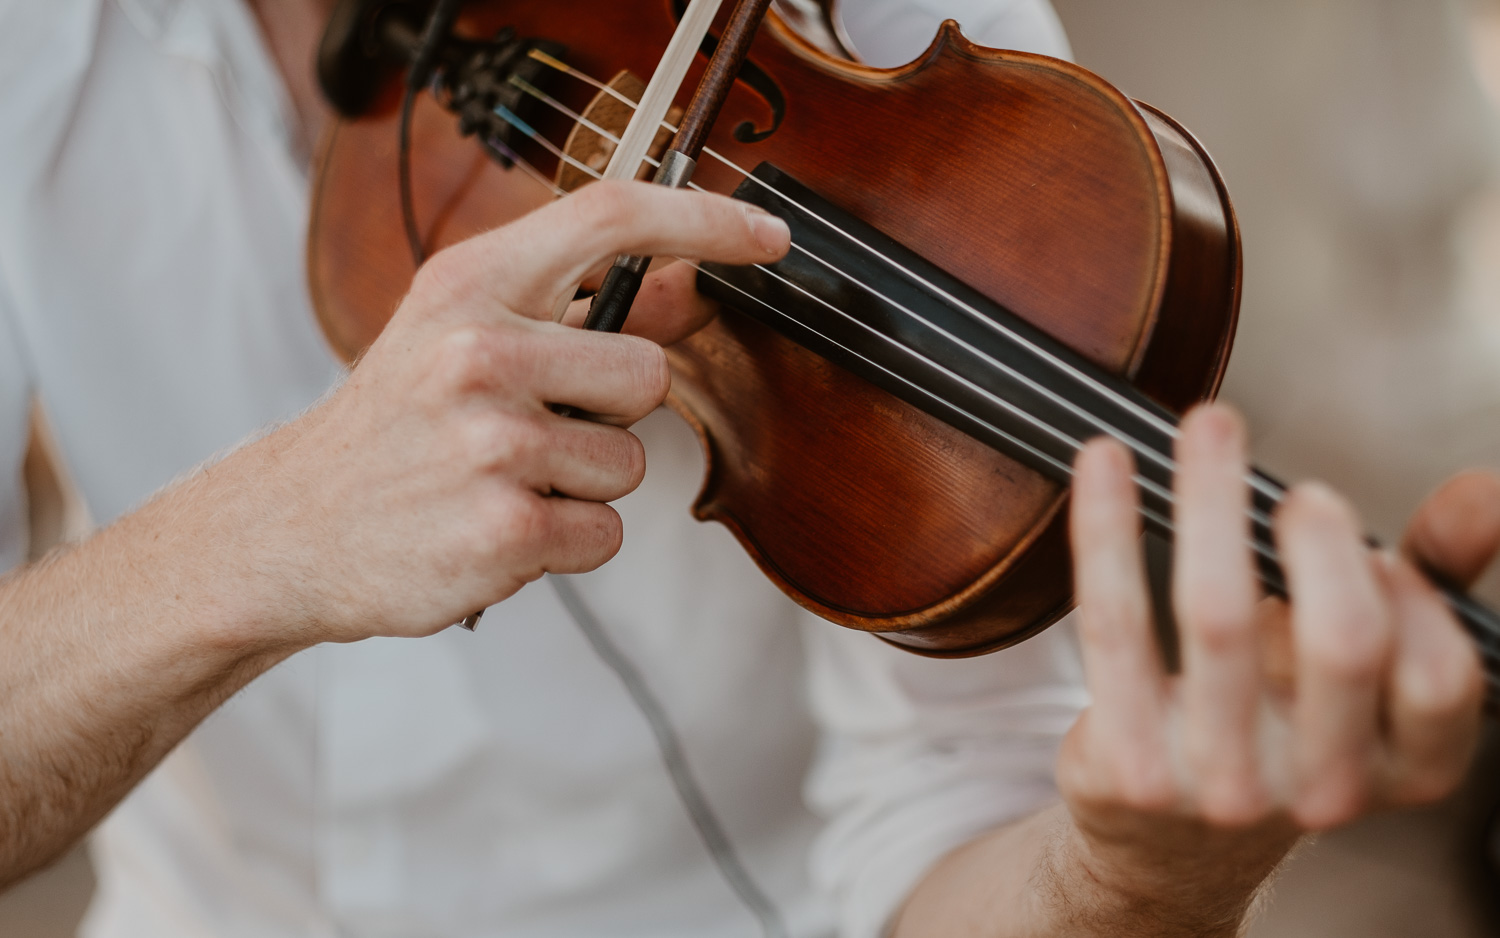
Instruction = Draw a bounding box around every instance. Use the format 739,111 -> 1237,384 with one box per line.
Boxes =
307,0 -> 1239,655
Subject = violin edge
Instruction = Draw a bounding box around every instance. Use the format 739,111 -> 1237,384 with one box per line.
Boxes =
666,56 -> 1241,654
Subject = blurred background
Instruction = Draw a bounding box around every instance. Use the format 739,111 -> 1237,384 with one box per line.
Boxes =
6,0 -> 1500,933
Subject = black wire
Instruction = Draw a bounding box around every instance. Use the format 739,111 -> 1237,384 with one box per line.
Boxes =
398,0 -> 467,268
398,82 -> 425,268
548,575 -> 791,938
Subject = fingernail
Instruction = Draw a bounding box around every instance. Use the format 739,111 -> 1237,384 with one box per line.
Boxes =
744,205 -> 790,256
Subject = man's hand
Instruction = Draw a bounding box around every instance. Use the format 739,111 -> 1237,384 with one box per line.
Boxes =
1052,406 -> 1492,932
0,182 -> 787,887
894,404 -> 1499,937
211,182 -> 789,645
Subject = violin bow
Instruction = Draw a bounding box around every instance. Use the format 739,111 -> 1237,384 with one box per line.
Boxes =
462,0 -> 761,627
566,0 -> 777,333
547,0 -> 730,320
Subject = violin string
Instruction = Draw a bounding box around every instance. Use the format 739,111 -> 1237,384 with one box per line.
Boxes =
495,75 -> 1281,533
472,105 -> 1500,668
496,77 -> 1271,526
519,52 -> 1288,510
685,259 -> 1279,569
683,258 -> 1500,673
509,75 -> 658,164
482,135 -> 569,196
493,81 -> 1500,662
692,255 -> 1500,668
490,104 -> 627,184
780,231 -> 1282,535
510,68 -> 1500,662
486,98 -> 1276,561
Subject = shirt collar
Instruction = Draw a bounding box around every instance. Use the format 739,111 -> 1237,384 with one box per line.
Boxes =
114,0 -> 305,160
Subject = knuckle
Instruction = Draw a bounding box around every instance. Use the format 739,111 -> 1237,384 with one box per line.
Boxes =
1393,763 -> 1466,807
1406,658 -> 1482,726
1109,753 -> 1177,812
1076,599 -> 1150,651
487,490 -> 552,559
1305,614 -> 1387,684
458,487 -> 512,561
429,327 -> 509,393
1180,598 -> 1254,653
1197,777 -> 1273,829
577,181 -> 637,232
463,412 -> 542,473
412,244 -> 473,301
1054,740 -> 1098,803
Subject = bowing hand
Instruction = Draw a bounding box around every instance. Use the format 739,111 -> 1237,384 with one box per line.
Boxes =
219,182 -> 788,647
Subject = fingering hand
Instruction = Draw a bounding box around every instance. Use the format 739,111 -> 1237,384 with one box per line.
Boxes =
1054,405 -> 1497,929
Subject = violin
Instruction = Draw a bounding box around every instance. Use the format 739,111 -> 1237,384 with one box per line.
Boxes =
305,0 -> 1500,690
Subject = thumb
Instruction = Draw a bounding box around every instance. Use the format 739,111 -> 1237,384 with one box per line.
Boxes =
559,261 -> 718,347
1401,470 -> 1500,588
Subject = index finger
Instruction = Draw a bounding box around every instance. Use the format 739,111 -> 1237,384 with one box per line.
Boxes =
559,261 -> 718,347
459,182 -> 791,314
1070,439 -> 1171,774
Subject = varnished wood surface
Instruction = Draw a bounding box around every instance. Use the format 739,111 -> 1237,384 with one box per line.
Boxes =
307,0 -> 1240,654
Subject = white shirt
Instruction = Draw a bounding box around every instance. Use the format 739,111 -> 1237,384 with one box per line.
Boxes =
0,2 -> 1084,936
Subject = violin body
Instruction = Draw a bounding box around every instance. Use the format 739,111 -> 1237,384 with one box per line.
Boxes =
308,0 -> 1241,655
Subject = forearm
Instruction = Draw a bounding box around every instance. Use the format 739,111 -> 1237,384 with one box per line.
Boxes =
892,803 -> 1292,938
0,441 -> 307,888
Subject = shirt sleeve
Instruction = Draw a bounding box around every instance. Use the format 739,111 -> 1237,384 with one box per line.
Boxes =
834,0 -> 1072,68
0,273 -> 32,573
802,614 -> 1088,938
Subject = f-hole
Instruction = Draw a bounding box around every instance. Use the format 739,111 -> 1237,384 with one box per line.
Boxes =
671,0 -> 786,142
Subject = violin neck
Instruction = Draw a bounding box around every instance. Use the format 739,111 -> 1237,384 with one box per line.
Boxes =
698,162 -> 1500,693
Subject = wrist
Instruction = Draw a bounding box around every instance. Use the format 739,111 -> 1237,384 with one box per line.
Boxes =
117,427 -> 336,662
1046,812 -> 1296,938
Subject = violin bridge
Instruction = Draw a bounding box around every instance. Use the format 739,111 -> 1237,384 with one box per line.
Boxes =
556,72 -> 684,193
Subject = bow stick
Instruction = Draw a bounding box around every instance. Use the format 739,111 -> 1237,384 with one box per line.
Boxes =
460,0 -> 772,630
548,0 -> 730,321
571,0 -> 776,333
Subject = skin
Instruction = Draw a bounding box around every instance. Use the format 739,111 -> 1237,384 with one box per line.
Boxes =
1,3 -> 1492,935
